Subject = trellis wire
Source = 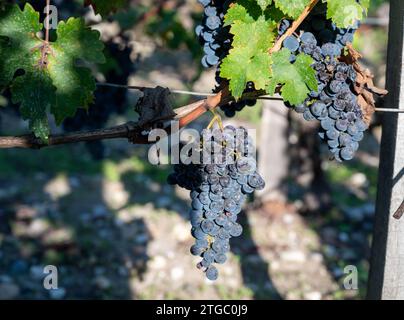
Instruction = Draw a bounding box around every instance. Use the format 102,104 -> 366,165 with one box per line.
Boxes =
96,82 -> 402,113
363,17 -> 389,27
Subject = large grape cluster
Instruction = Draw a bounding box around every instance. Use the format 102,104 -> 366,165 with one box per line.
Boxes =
280,4 -> 368,161
167,126 -> 265,280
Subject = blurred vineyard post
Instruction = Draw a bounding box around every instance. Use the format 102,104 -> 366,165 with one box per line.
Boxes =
367,0 -> 404,300
257,101 -> 289,202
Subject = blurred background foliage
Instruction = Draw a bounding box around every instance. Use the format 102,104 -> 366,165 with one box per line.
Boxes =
0,0 -> 390,300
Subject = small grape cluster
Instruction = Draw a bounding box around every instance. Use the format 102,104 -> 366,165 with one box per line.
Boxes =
167,126 -> 265,280
280,6 -> 367,161
195,0 -> 257,116
195,0 -> 229,68
219,82 -> 257,118
301,3 -> 357,47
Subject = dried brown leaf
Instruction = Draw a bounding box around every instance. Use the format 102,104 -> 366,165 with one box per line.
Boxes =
134,86 -> 176,129
341,44 -> 388,125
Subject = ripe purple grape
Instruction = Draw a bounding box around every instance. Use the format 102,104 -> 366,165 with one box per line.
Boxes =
206,265 -> 219,280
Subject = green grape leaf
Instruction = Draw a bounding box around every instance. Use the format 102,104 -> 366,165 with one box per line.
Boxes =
220,15 -> 276,99
224,4 -> 254,25
274,0 -> 311,19
84,0 -> 128,17
221,48 -> 272,99
0,0 -> 9,11
269,48 -> 317,105
224,1 -> 267,26
255,0 -> 273,11
11,71 -> 56,142
360,0 -> 370,11
0,3 -> 42,88
325,0 -> 369,27
0,4 -> 105,141
230,17 -> 275,53
263,4 -> 286,22
47,17 -> 105,124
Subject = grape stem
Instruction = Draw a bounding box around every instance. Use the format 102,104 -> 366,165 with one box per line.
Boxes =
207,109 -> 224,130
269,0 -> 320,54
35,0 -> 52,68
45,0 -> 50,44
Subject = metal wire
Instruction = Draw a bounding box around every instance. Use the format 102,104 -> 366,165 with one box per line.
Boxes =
363,17 -> 389,27
96,82 -> 283,101
375,108 -> 404,113
96,82 -> 402,113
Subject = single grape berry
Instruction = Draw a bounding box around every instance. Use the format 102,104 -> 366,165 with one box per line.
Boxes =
206,265 -> 219,280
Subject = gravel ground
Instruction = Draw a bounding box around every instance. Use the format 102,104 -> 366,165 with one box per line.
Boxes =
0,147 -> 375,300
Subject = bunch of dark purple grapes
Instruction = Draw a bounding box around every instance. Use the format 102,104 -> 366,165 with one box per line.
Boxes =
219,81 -> 257,118
195,0 -> 257,116
280,3 -> 367,161
167,126 -> 265,280
195,0 -> 230,68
